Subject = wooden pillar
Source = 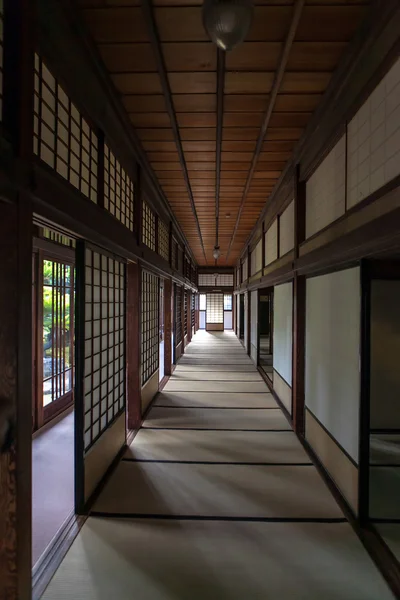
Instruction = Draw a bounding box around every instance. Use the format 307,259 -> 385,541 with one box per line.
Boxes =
0,198 -> 33,600
127,262 -> 141,430
195,293 -> 199,332
181,287 -> 185,354
292,164 -> 306,436
187,291 -> 192,342
164,277 -> 172,376
0,0 -> 35,596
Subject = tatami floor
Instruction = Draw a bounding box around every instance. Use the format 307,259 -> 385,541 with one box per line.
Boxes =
42,331 -> 394,599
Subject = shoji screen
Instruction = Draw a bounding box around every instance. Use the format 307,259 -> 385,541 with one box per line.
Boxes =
82,246 -> 125,450
142,201 -> 156,251
206,294 -> 224,331
265,220 -> 278,266
141,271 -> 159,386
250,291 -> 258,363
347,57 -> 400,209
104,144 -> 134,231
184,290 -> 188,337
251,240 -> 262,276
273,282 -> 293,413
279,201 -> 294,257
33,56 -> 98,202
242,257 -> 248,281
76,242 -> 126,504
305,267 -> 360,511
306,135 -> 346,239
175,285 -> 182,345
158,219 -> 170,262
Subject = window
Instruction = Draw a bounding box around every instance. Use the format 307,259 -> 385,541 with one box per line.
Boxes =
199,294 -> 206,310
224,294 -> 232,310
158,219 -> 169,261
42,259 -> 74,410
141,271 -> 159,385
206,294 -> 224,324
83,248 -> 125,451
104,144 -> 134,231
34,55 -> 98,202
142,201 -> 156,251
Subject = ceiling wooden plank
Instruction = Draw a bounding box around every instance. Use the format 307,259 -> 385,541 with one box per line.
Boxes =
215,49 -> 225,253
169,72 -> 216,94
174,94 -> 216,112
226,0 -> 305,261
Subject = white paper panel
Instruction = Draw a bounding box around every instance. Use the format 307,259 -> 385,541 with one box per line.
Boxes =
306,135 -> 346,239
347,57 -> 400,209
279,201 -> 294,257
265,220 -> 278,266
273,282 -> 293,386
305,267 -> 361,463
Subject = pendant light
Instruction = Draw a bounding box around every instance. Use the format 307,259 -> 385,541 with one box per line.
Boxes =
202,0 -> 254,52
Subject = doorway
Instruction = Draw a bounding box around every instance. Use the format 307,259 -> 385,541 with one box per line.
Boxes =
223,294 -> 233,330
258,288 -> 273,381
199,293 -> 206,329
206,293 -> 224,332
32,231 -> 76,566
239,294 -> 245,341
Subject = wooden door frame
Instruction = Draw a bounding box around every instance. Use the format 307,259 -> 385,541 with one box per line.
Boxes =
32,240 -> 75,431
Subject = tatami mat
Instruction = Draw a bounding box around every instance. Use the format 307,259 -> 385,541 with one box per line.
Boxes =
92,461 -> 343,519
170,371 -> 263,381
163,380 -> 267,393
173,364 -> 257,372
41,330 -> 395,600
42,518 -> 395,600
178,357 -> 253,364
154,391 -> 276,408
143,406 -> 290,430
124,428 -> 311,464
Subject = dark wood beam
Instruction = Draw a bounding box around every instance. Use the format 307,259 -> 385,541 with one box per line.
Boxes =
140,0 -> 207,263
215,49 -> 225,257
226,0 -> 305,261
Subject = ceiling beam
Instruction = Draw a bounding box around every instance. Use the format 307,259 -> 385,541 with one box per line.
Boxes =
215,49 -> 225,262
226,0 -> 305,261
140,0 -> 207,263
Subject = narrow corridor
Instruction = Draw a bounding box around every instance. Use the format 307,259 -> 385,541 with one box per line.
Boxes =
42,332 -> 394,599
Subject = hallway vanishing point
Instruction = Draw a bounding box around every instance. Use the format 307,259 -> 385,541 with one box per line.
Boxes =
43,331 -> 394,599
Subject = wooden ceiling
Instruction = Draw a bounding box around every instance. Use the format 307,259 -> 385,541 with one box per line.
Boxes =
77,0 -> 369,265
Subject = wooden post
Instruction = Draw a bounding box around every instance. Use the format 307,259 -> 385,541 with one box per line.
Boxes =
292,164 -> 306,435
0,198 -> 33,600
187,291 -> 192,343
0,0 -> 35,595
164,277 -> 172,376
127,262 -> 141,430
181,287 -> 185,353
